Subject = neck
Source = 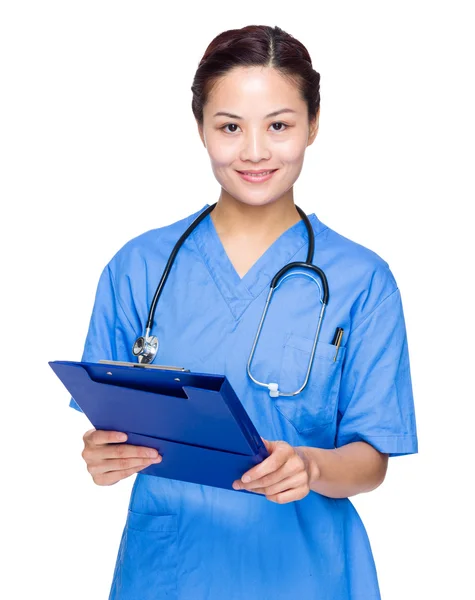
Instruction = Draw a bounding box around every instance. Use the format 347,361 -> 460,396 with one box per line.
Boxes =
210,190 -> 302,240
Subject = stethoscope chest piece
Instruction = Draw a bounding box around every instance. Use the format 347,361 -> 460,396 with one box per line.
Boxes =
132,330 -> 159,364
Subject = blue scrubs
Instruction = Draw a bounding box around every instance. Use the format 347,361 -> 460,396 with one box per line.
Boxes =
71,204 -> 418,599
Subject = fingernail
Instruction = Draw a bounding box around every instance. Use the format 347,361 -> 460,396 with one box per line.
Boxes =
242,475 -> 251,483
153,456 -> 162,463
147,449 -> 158,458
117,433 -> 127,441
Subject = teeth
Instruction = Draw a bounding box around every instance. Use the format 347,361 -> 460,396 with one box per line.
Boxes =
241,170 -> 273,176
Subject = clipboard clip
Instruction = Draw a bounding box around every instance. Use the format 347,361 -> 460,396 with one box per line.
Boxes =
98,360 -> 190,372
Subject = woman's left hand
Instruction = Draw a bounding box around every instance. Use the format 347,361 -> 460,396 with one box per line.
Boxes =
232,439 -> 316,503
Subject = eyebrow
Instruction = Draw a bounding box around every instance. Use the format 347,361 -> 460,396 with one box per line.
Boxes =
212,108 -> 297,119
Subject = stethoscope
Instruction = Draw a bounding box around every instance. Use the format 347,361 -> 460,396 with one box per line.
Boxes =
132,202 -> 329,397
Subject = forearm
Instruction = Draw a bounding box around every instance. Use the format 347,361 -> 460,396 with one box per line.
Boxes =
297,441 -> 389,499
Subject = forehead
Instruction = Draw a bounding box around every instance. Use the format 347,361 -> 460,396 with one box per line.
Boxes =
205,66 -> 304,113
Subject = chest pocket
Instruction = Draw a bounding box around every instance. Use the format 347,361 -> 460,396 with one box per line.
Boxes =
275,333 -> 346,434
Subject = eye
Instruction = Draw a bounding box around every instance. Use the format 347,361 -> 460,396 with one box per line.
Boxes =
269,122 -> 287,132
220,122 -> 289,134
221,123 -> 240,134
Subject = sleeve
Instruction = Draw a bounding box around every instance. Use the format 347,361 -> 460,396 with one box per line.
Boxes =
69,263 -> 138,412
336,287 -> 418,457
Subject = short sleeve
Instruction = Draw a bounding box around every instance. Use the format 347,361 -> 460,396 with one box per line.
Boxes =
69,264 -> 138,412
336,288 -> 418,457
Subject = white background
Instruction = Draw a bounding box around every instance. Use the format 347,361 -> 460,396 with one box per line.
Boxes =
1,1 -> 473,598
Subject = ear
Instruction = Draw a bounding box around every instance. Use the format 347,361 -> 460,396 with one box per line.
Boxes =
307,107 -> 320,146
197,121 -> 206,148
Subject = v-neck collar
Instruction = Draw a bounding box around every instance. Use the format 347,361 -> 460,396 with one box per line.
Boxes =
191,203 -> 328,320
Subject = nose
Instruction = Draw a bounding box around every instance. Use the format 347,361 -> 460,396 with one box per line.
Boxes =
239,127 -> 271,162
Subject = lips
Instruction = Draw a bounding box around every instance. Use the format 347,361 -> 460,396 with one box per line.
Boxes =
237,169 -> 277,175
236,169 -> 278,183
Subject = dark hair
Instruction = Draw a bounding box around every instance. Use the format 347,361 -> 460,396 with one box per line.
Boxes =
191,25 -> 320,125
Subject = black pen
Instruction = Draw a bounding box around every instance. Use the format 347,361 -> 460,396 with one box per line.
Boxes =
331,327 -> 343,345
331,328 -> 344,361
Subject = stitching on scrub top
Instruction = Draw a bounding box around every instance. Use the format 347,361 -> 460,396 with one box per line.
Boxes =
190,219 -> 329,321
190,232 -> 243,321
233,238 -> 307,321
357,434 -> 417,438
108,265 -> 139,337
234,224 -> 330,322
284,341 -> 346,361
245,222 -> 327,302
247,237 -> 308,300
349,287 -> 400,335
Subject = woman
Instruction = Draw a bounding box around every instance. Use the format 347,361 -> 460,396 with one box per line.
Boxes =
73,25 -> 418,600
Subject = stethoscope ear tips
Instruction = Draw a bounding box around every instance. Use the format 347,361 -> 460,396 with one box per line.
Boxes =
267,383 -> 280,398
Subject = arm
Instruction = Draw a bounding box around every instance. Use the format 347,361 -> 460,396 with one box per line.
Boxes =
232,439 -> 388,503
70,263 -> 138,411
297,441 -> 388,499
72,261 -> 164,482
233,275 -> 416,504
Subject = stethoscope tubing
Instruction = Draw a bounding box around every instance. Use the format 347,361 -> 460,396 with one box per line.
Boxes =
145,203 -> 326,331
134,202 -> 329,397
145,203 -> 217,332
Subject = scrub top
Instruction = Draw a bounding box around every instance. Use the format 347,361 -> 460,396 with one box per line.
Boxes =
70,204 -> 418,600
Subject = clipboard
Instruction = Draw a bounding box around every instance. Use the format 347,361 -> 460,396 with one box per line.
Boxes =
49,360 -> 269,491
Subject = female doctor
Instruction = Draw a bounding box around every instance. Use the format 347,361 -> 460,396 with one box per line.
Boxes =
73,24 -> 418,600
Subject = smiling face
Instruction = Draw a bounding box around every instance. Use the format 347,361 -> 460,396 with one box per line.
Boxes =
197,66 -> 319,208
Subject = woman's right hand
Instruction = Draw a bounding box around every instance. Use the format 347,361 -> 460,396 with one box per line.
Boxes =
82,429 -> 162,486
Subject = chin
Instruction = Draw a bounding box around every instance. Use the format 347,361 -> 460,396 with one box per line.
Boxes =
224,190 -> 283,208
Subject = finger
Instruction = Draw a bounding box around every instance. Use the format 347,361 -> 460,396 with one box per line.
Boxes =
88,455 -> 162,476
266,484 -> 310,504
239,442 -> 293,484
93,463 -> 150,486
86,430 -> 128,446
235,458 -> 297,491
87,443 -> 160,462
261,437 -> 272,451
260,472 -> 308,498
82,428 -> 96,441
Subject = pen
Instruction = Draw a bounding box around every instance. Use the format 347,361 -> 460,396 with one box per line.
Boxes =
331,327 -> 343,345
332,328 -> 344,362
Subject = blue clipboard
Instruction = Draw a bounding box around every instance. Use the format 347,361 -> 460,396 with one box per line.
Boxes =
49,359 -> 269,491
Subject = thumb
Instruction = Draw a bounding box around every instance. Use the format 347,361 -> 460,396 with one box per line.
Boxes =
261,437 -> 279,452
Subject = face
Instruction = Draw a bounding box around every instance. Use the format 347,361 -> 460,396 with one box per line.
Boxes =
197,66 -> 319,208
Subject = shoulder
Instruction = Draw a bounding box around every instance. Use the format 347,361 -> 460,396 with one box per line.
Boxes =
106,205 -> 209,277
311,215 -> 400,319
